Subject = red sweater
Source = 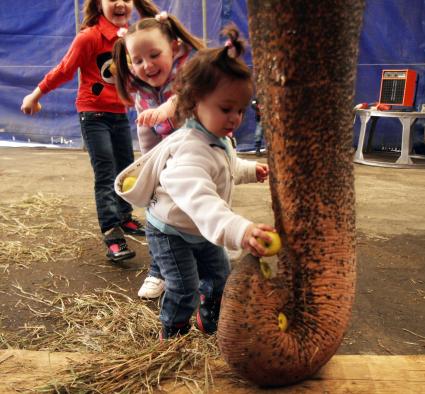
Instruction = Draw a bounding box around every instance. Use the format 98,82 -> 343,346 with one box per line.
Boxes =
39,16 -> 126,113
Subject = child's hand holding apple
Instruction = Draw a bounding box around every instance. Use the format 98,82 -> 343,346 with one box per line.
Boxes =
241,223 -> 281,257
21,87 -> 43,115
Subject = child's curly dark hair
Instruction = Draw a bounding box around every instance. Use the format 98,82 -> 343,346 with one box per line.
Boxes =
173,24 -> 253,125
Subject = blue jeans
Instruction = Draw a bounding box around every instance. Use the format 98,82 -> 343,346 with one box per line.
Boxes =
79,112 -> 134,233
145,222 -> 230,327
254,121 -> 263,149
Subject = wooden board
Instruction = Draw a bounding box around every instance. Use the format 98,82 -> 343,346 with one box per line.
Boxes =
0,349 -> 92,393
1,350 -> 424,393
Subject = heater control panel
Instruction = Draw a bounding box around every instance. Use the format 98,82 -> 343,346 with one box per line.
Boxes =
379,69 -> 417,106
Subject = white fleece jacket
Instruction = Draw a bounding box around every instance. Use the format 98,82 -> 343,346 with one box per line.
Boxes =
115,121 -> 259,250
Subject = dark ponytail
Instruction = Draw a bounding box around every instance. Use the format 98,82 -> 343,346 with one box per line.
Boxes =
80,0 -> 101,29
221,24 -> 245,60
128,13 -> 205,52
166,15 -> 205,51
133,0 -> 160,18
112,38 -> 136,106
173,24 -> 252,125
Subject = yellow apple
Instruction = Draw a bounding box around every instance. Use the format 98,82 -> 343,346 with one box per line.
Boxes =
259,259 -> 272,279
257,231 -> 282,256
278,312 -> 288,332
122,176 -> 137,192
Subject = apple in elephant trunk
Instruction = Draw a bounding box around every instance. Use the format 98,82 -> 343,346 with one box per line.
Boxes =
256,231 -> 282,257
217,0 -> 365,387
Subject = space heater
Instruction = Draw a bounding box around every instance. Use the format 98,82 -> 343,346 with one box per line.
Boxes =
379,69 -> 417,107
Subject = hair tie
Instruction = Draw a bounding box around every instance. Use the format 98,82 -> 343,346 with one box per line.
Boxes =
155,11 -> 168,22
224,39 -> 237,59
117,27 -> 128,37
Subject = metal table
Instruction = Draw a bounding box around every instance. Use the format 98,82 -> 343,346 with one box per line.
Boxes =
354,109 -> 425,168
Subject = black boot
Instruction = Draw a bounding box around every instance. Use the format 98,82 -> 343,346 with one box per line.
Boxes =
160,322 -> 191,340
196,294 -> 222,335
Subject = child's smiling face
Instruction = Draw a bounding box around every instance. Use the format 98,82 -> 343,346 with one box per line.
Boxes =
100,0 -> 133,27
195,78 -> 253,138
126,28 -> 178,88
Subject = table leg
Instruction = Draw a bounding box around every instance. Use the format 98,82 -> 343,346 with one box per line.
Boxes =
354,112 -> 371,162
365,117 -> 378,153
396,117 -> 415,165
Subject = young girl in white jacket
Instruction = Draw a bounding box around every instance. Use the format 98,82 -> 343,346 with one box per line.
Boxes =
115,25 -> 277,339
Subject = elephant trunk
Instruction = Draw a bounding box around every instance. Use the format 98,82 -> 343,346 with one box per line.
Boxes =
217,0 -> 365,386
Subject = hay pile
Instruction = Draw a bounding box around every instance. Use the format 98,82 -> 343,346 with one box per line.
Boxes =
0,194 -> 230,392
3,286 -> 224,392
0,193 -> 97,267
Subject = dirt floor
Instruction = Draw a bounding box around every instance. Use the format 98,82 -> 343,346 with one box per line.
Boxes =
1,147 -> 425,391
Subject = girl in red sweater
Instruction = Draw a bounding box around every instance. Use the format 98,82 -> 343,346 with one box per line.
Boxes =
20,0 -> 154,263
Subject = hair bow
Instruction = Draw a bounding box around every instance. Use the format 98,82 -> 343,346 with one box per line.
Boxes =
117,27 -> 128,37
155,11 -> 168,22
225,39 -> 237,59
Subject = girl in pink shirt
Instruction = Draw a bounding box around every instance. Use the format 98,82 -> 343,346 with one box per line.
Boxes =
112,5 -> 204,298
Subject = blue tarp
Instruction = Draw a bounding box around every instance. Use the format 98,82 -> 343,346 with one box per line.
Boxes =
1,0 -> 425,152
0,1 -> 80,146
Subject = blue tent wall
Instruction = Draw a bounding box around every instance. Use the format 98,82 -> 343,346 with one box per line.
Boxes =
0,0 -> 257,149
1,1 -> 424,152
0,1 -> 81,146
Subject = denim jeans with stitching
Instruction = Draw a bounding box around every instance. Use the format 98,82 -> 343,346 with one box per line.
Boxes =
145,222 -> 230,328
254,121 -> 263,150
79,111 -> 134,234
